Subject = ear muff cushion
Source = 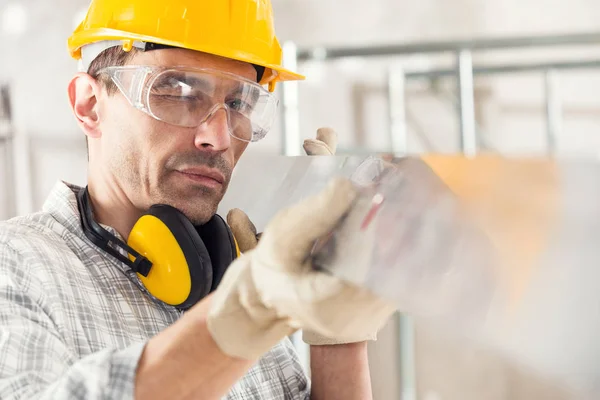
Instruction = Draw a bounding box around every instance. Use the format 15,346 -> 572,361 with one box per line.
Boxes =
132,205 -> 213,309
195,214 -> 238,291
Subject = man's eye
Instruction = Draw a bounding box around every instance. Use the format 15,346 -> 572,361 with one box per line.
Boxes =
227,98 -> 251,112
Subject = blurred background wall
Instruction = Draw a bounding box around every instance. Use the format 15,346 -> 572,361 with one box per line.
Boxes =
2,0 -> 600,398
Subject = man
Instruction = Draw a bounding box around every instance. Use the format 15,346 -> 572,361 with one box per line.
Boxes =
0,1 -> 396,399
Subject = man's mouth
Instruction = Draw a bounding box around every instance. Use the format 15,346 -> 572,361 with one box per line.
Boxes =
176,167 -> 225,188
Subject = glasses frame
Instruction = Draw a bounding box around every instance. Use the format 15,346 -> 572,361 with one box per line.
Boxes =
95,65 -> 280,143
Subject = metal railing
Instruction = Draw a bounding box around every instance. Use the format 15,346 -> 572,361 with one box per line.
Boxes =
0,84 -> 15,220
280,31 -> 600,157
279,31 -> 600,400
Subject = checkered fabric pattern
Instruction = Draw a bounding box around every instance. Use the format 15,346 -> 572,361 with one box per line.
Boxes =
0,181 -> 310,399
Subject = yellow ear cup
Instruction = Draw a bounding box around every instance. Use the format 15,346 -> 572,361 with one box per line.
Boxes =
233,236 -> 241,258
128,214 -> 192,306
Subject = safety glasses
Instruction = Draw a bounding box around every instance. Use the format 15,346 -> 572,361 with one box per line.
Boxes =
96,65 -> 280,142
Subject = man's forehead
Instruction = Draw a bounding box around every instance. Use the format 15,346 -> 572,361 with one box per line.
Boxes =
129,47 -> 258,81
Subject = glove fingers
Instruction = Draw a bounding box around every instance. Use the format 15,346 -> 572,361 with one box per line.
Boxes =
226,208 -> 259,253
316,127 -> 338,154
303,127 -> 338,156
262,177 -> 358,266
303,139 -> 333,156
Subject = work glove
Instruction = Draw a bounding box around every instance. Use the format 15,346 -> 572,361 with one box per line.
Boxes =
302,127 -> 338,155
209,177 -> 397,360
226,128 -> 393,347
224,127 -> 338,250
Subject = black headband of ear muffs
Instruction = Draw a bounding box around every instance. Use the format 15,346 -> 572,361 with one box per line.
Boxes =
253,65 -> 266,82
77,187 -> 153,277
142,42 -> 266,82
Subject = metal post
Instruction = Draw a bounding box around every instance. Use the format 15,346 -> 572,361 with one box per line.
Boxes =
387,66 -> 417,400
457,50 -> 477,156
387,67 -> 408,156
0,131 -> 15,219
281,41 -> 302,156
280,42 -> 309,369
544,69 -> 562,154
0,85 -> 15,219
3,136 -> 15,218
280,41 -> 311,372
398,313 -> 417,400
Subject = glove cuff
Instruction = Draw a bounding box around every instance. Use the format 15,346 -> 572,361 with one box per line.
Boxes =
302,329 -> 377,346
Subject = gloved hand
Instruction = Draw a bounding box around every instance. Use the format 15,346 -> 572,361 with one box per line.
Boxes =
226,128 -> 393,347
226,208 -> 261,252
226,127 -> 338,252
303,127 -> 338,155
209,177 -> 397,360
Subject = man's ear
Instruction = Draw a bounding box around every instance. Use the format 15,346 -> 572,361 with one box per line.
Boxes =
68,73 -> 103,139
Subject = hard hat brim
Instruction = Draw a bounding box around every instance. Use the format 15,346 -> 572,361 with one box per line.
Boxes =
68,28 -> 306,86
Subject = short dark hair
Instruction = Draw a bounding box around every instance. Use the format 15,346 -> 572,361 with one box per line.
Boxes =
87,46 -> 138,94
86,44 -> 264,92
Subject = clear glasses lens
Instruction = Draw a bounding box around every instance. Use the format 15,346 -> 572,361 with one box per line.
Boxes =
102,66 -> 279,142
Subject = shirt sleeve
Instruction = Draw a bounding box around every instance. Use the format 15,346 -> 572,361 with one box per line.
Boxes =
280,337 -> 312,400
0,243 -> 145,400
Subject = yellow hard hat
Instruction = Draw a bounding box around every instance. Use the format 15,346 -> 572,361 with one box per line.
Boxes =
67,0 -> 305,92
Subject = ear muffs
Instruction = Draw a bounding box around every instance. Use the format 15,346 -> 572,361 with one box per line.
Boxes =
129,205 -> 214,309
77,186 -> 238,310
195,214 -> 240,290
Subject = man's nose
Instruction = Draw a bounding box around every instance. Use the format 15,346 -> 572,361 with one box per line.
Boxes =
194,105 -> 232,151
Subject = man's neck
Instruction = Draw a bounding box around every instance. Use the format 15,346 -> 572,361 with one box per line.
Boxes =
86,177 -> 142,241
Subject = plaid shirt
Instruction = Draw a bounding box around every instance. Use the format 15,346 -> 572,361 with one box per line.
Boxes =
0,181 -> 310,399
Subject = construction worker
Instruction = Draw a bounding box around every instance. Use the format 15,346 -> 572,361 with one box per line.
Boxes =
0,1 -> 396,399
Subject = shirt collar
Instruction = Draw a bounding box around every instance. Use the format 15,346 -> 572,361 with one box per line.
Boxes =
42,180 -> 125,242
42,180 -> 176,311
